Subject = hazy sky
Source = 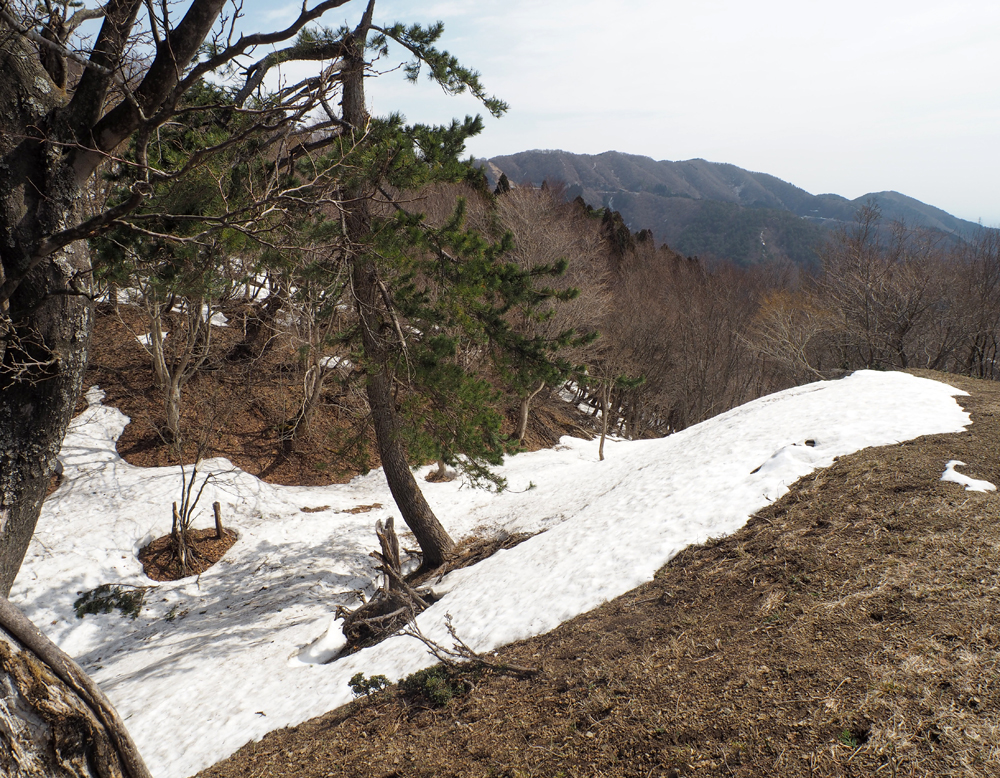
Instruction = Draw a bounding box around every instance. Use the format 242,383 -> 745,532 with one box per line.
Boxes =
250,0 -> 1000,224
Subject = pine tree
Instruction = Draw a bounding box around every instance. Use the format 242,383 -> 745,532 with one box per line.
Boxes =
330,8 -> 576,566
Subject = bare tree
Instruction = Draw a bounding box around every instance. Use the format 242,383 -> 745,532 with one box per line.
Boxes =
493,186 -> 606,441
280,247 -> 352,445
818,202 -> 961,373
957,229 -> 1000,379
144,293 -> 216,441
749,287 -> 834,381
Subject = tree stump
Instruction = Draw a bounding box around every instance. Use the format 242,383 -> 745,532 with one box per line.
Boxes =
336,517 -> 437,654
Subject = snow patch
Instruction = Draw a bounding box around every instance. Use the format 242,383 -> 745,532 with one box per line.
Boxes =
136,331 -> 167,347
319,356 -> 352,370
941,460 -> 996,492
10,370 -> 972,778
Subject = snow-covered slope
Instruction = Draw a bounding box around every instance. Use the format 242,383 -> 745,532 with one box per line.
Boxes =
12,371 -> 972,777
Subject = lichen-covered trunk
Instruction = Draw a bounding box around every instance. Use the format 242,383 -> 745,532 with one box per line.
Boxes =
0,597 -> 153,778
0,35 -> 94,598
0,28 -> 152,778
1,633 -> 119,777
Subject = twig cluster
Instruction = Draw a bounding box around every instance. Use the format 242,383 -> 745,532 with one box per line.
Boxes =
403,614 -> 538,678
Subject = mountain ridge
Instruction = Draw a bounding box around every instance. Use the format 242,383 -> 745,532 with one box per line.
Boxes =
484,150 -> 982,267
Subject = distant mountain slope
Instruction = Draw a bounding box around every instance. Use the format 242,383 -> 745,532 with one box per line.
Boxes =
486,150 -> 981,267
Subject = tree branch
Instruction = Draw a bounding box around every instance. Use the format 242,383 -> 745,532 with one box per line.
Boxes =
0,1 -> 114,78
0,183 -> 149,304
181,0 -> 354,97
65,4 -> 109,34
372,21 -> 507,118
76,0 -> 226,180
80,0 -> 361,184
67,0 -> 144,132
235,41 -> 347,107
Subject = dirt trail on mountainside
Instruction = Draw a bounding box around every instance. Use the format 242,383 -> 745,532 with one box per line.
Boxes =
196,371 -> 1000,778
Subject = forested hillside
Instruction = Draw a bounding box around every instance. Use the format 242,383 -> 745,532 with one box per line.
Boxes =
85,186 -> 1000,485
486,150 -> 982,268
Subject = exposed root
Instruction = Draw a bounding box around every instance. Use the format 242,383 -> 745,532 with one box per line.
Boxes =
336,517 -> 439,655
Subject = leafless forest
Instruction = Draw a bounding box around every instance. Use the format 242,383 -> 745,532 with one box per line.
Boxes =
95,181 -> 1000,470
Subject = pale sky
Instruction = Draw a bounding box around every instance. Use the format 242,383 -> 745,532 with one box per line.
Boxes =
248,0 -> 1000,224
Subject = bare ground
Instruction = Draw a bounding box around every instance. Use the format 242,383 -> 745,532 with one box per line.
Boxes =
85,306 -> 593,487
194,371 -> 1000,778
139,528 -> 239,582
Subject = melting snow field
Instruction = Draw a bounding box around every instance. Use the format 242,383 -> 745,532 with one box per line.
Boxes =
12,371 -> 973,777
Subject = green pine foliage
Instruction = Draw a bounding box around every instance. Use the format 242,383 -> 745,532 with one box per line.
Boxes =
399,665 -> 468,706
348,672 -> 391,698
74,584 -> 148,620
363,178 -> 583,489
369,21 -> 508,119
285,99 -> 586,489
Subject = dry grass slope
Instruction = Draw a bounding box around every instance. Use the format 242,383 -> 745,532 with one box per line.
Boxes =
196,371 -> 1000,778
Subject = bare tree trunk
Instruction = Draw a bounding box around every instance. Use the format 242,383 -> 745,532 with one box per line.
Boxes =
286,362 -> 328,446
375,517 -> 402,591
143,296 -> 213,444
146,301 -> 181,441
599,383 -> 610,461
516,381 -> 545,443
108,281 -> 120,315
171,502 -> 190,577
165,380 -> 183,443
226,292 -> 283,363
